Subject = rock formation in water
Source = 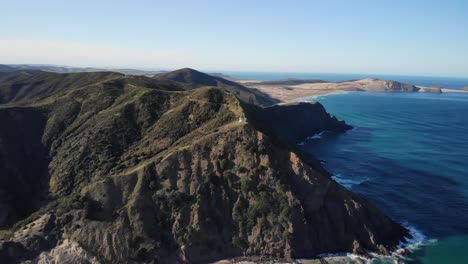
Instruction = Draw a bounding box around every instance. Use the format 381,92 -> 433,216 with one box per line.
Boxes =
0,68 -> 409,263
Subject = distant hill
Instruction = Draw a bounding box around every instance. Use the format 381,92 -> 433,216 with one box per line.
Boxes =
0,64 -> 167,76
0,64 -> 237,79
208,72 -> 234,79
0,65 -> 17,72
244,78 -> 327,86
154,68 -> 278,106
0,69 -> 276,107
0,64 -> 102,73
0,71 -> 124,104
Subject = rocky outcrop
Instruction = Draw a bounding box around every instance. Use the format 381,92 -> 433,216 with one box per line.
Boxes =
35,238 -> 101,264
381,80 -> 418,92
244,102 -> 351,145
0,214 -> 61,263
346,79 -> 418,92
0,70 -> 409,263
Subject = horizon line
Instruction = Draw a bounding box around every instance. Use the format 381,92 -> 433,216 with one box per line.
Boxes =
3,63 -> 468,80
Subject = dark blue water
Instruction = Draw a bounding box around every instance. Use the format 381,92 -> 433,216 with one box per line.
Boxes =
225,71 -> 468,89
301,92 -> 468,263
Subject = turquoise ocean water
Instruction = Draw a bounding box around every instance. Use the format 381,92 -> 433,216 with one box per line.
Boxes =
303,92 -> 468,263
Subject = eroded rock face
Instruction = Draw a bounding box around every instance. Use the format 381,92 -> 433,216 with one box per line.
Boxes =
0,70 -> 409,264
243,102 -> 352,145
0,214 -> 60,263
35,239 -> 101,264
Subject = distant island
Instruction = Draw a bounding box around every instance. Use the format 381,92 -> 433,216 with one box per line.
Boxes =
0,66 -> 411,263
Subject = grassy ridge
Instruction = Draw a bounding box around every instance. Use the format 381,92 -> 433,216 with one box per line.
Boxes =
0,69 -> 408,263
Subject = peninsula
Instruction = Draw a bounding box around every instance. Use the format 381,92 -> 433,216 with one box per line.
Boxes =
0,67 -> 409,263
235,77 -> 467,103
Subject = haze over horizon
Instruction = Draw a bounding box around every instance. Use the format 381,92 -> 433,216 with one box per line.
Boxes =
1,0 -> 467,77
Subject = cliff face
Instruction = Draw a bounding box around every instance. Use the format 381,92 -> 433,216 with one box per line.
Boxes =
244,102 -> 352,145
0,70 -> 408,263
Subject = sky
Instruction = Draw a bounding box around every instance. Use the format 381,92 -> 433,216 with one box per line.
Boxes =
1,0 -> 467,77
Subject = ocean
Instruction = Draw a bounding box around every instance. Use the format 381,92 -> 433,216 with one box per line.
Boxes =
228,72 -> 468,262
225,71 -> 468,89
302,92 -> 468,263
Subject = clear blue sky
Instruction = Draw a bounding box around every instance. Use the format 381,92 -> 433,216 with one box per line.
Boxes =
1,0 -> 467,77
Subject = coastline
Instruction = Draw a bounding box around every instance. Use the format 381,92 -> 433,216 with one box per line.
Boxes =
291,91 -> 468,264
250,81 -> 463,264
234,77 -> 468,104
282,90 -> 353,104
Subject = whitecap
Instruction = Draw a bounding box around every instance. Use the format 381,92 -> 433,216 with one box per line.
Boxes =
399,223 -> 427,247
331,173 -> 367,189
308,223 -> 430,263
395,223 -> 432,253
297,131 -> 329,145
391,223 -> 436,263
308,133 -> 324,139
315,252 -> 372,263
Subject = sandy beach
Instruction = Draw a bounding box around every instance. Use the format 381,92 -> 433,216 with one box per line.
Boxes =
236,78 -> 468,103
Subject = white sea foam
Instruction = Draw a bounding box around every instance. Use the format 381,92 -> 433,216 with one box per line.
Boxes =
389,223 -> 436,263
331,173 -> 367,189
297,131 -> 329,145
308,133 -> 324,139
398,223 -> 427,248
315,252 -> 372,264
394,223 -> 434,255
313,224 -> 429,263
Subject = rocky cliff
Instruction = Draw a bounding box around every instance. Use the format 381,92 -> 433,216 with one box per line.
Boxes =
243,102 -> 352,145
0,69 -> 409,263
